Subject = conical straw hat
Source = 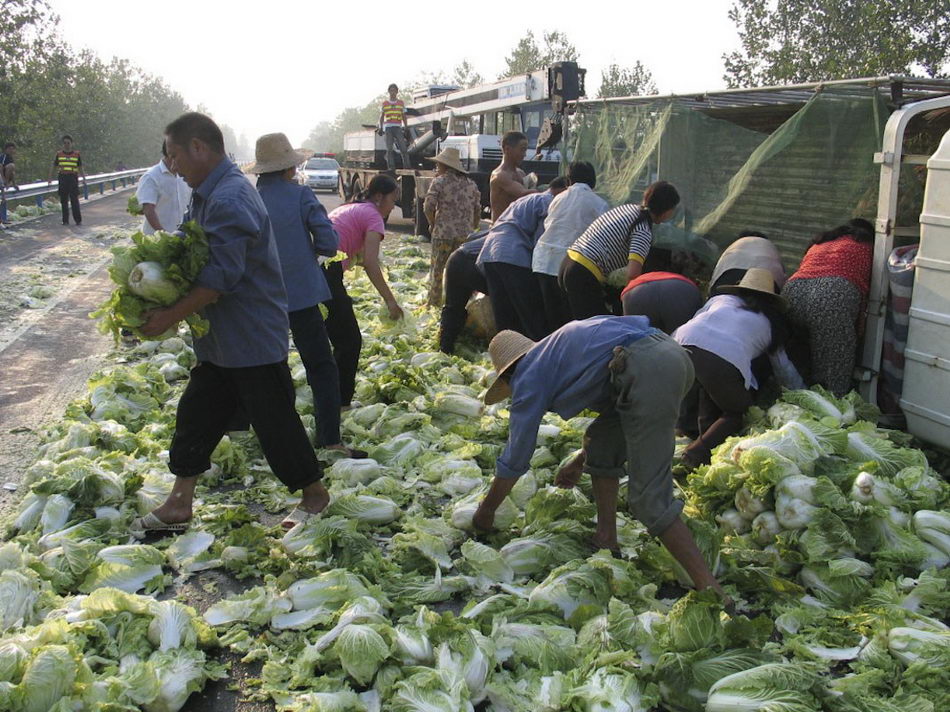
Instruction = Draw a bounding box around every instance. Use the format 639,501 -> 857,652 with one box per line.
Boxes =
427,147 -> 467,174
483,330 -> 537,404
718,267 -> 784,305
245,133 -> 313,174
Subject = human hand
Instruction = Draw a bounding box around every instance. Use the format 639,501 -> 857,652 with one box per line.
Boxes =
387,301 -> 404,321
141,308 -> 179,337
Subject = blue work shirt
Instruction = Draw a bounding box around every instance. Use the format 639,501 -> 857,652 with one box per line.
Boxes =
187,158 -> 290,368
477,192 -> 553,269
256,174 -> 338,311
496,316 -> 655,480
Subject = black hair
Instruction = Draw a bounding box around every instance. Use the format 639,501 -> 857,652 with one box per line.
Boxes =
568,161 -> 596,188
737,292 -> 789,353
738,230 -> 768,239
3,142 -> 14,149
353,174 -> 398,203
258,169 -> 290,180
811,217 -> 874,246
501,131 -> 527,148
388,83 -> 398,92
62,134 -> 73,142
164,112 -> 225,155
642,181 -> 679,219
549,176 -> 569,191
641,247 -> 673,273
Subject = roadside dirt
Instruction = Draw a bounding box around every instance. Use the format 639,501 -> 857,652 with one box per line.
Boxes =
0,193 -> 137,520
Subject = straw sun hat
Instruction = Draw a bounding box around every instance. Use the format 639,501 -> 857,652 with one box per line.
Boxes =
427,147 -> 467,174
484,330 -> 537,405
718,267 -> 784,304
246,133 -> 313,174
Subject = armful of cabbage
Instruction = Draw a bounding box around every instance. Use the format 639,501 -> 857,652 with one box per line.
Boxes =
91,222 -> 211,341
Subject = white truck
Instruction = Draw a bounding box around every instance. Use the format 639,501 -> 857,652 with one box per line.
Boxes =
563,76 -> 950,448
338,62 -> 586,236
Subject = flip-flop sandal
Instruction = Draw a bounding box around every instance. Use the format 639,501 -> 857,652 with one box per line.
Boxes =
130,511 -> 189,537
281,507 -> 322,530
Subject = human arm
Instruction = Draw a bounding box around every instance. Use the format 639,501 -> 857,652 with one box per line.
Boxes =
362,231 -> 403,320
303,190 -> 339,257
625,258 -> 644,282
491,170 -> 535,205
142,204 -> 163,231
141,286 -> 220,337
423,179 -> 440,229
769,347 -> 806,390
625,217 -> 652,281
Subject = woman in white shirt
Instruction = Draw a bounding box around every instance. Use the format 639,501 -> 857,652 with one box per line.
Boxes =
674,268 -> 802,469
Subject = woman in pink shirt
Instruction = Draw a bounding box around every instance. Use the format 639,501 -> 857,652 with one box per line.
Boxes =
326,175 -> 404,406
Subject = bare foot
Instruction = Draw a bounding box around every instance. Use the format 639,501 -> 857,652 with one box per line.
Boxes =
298,482 -> 330,515
149,503 -> 192,525
555,451 -> 586,489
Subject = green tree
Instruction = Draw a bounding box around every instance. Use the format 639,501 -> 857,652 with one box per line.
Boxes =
501,30 -> 579,77
723,0 -> 950,87
597,61 -> 657,98
452,60 -> 483,88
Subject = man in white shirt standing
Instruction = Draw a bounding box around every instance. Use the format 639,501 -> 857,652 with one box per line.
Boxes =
136,141 -> 192,233
532,161 -> 608,331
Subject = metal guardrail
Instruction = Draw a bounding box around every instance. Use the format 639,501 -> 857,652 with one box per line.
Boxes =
3,168 -> 148,208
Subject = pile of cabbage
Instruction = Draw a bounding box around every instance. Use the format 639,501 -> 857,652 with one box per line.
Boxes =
1,238 -> 948,712
91,223 -> 210,341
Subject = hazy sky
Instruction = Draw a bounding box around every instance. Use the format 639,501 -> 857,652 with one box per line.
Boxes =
48,0 -> 739,147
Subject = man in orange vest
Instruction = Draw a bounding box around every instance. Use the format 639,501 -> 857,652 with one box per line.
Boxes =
47,135 -> 87,226
378,83 -> 411,171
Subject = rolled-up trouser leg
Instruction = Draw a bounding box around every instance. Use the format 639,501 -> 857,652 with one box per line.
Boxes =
584,332 -> 694,536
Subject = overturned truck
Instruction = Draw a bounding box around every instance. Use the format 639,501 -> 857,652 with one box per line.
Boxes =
562,76 -> 950,446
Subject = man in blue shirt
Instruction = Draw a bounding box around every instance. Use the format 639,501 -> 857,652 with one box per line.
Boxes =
135,112 -> 329,533
472,317 -> 731,601
477,178 -> 567,340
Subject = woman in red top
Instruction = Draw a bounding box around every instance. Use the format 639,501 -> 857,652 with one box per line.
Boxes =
620,247 -> 703,334
781,218 -> 874,396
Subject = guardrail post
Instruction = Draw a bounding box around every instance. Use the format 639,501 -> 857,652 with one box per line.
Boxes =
36,195 -> 43,208
99,182 -> 104,195
83,183 -> 89,199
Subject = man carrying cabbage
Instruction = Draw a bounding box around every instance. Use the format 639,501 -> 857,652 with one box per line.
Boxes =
472,317 -> 730,601
132,112 -> 330,533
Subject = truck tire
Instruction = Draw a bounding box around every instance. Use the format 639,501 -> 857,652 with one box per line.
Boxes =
414,197 -> 431,241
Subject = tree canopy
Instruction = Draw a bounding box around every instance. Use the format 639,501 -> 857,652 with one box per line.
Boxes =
0,0 -> 233,181
597,62 -> 657,98
723,0 -> 950,87
501,31 -> 579,77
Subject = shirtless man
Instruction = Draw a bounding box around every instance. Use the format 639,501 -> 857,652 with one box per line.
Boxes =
489,131 -> 536,222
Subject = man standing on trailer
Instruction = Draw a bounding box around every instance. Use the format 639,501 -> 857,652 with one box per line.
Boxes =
379,83 -> 411,172
489,131 -> 537,222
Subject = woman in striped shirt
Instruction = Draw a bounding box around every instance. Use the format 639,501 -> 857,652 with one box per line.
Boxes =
559,181 -> 680,320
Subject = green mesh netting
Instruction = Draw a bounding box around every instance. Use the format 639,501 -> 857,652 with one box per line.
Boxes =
568,89 -> 889,269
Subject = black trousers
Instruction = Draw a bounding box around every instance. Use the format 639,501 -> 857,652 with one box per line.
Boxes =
439,246 -> 487,353
536,272 -> 570,334
559,256 -> 619,320
483,261 -> 548,340
289,304 -> 342,447
169,361 -> 322,492
58,174 -> 81,224
322,261 -> 362,406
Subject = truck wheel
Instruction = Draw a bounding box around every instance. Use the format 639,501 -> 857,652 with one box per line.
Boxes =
414,197 -> 430,241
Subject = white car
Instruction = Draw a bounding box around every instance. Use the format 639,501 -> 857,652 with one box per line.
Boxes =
302,156 -> 340,192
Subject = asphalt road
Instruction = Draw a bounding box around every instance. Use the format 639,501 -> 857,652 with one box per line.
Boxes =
0,184 -> 415,712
